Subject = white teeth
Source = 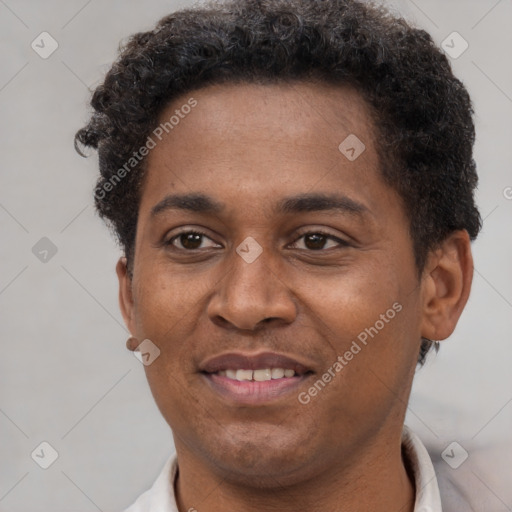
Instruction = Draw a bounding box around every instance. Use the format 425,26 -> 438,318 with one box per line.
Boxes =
217,368 -> 296,380
236,369 -> 253,381
271,368 -> 285,379
253,369 -> 272,381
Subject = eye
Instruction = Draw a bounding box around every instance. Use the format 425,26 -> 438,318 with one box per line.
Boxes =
164,229 -> 349,252
290,231 -> 349,251
165,230 -> 220,251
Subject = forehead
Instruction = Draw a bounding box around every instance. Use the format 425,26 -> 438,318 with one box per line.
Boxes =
178,81 -> 373,132
139,81 -> 385,218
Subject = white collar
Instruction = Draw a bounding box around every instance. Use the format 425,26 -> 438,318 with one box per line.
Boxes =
402,424 -> 443,511
123,425 -> 442,511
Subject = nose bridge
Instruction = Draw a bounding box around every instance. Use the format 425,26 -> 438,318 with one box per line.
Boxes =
208,240 -> 296,330
230,245 -> 273,300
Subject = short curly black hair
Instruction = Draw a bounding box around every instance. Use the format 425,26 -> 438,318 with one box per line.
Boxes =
75,0 -> 481,365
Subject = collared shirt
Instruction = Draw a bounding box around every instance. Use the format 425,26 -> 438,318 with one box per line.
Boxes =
122,425 -> 443,511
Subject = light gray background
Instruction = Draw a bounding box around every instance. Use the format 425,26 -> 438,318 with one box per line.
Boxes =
1,0 -> 511,510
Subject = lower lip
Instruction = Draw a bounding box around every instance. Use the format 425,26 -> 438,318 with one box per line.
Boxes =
202,373 -> 311,405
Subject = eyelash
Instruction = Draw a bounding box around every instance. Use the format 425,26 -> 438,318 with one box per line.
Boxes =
164,229 -> 349,252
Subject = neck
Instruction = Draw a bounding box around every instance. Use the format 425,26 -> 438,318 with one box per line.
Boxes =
173,428 -> 415,512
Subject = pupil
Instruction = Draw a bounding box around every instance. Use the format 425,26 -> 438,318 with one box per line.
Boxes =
305,233 -> 326,250
182,233 -> 202,249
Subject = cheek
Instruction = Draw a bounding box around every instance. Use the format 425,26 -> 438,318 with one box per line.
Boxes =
294,257 -> 405,339
133,263 -> 209,337
293,258 -> 419,412
131,266 -> 212,399
132,267 -> 208,424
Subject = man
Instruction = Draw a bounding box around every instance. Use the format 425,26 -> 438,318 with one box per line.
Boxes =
75,0 -> 481,510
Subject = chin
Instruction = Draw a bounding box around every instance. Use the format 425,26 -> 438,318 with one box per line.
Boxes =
201,428 -> 319,485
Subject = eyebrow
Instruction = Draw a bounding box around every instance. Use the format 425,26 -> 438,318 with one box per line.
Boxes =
151,193 -> 225,216
151,192 -> 370,218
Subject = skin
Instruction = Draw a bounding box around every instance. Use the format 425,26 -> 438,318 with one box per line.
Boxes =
117,82 -> 474,511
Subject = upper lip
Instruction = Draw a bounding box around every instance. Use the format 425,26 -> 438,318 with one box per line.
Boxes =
199,351 -> 315,376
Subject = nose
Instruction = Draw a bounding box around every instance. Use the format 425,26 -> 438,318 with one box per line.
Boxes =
207,246 -> 297,331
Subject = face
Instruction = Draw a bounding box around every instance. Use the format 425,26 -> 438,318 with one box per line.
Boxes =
120,82 -> 427,485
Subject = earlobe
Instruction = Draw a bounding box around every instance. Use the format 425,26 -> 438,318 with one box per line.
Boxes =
116,257 -> 136,335
126,336 -> 140,352
420,230 -> 474,342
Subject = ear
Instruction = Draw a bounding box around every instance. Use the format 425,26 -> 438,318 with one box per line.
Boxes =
420,230 -> 474,341
116,257 -> 137,337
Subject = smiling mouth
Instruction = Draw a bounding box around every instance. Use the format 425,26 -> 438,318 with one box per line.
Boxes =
206,368 -> 302,381
198,351 -> 316,404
